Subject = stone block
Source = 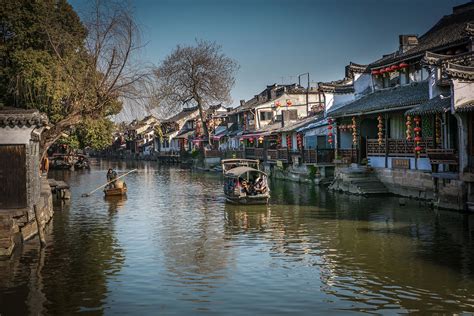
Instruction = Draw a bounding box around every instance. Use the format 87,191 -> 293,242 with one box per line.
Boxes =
0,236 -> 12,248
21,221 -> 37,241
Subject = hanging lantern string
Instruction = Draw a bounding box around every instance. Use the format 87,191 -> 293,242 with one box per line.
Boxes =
377,114 -> 384,146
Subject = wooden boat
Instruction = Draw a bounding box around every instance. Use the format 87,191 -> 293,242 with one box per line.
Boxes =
104,182 -> 127,196
74,155 -> 90,170
222,159 -> 270,204
49,155 -> 72,170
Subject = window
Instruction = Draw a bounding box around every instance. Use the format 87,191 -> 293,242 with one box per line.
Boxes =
282,109 -> 298,121
259,111 -> 272,121
389,115 -> 404,139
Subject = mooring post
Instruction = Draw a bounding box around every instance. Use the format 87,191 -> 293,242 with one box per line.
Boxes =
34,205 -> 46,247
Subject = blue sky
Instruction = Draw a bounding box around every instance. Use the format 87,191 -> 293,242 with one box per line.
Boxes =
71,0 -> 467,117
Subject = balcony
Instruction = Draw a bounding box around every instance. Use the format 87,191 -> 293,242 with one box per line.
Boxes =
367,138 -> 435,157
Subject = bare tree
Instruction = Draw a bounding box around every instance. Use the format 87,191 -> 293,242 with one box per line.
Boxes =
39,0 -> 150,158
154,40 -> 238,138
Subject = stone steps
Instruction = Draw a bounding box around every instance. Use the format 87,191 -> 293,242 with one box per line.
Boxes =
329,165 -> 390,196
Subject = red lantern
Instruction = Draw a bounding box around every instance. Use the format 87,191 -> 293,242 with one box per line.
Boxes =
379,68 -> 386,74
390,65 -> 399,71
286,134 -> 292,149
328,125 -> 333,130
406,115 -> 412,141
399,62 -> 409,69
371,70 -> 380,75
286,99 -> 292,106
296,133 -> 303,149
414,116 -> 422,154
328,138 -> 333,144
275,101 -> 281,107
385,67 -> 392,72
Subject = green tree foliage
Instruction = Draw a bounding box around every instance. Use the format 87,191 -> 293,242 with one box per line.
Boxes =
0,0 -> 147,158
57,133 -> 80,151
0,0 -> 89,120
75,118 -> 114,150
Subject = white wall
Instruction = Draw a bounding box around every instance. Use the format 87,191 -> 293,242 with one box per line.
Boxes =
453,79 -> 474,110
353,73 -> 372,96
325,92 -> 356,114
0,127 -> 34,144
255,93 -> 318,129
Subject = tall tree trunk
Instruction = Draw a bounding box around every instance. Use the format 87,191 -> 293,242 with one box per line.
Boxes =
39,113 -> 82,161
196,98 -> 209,139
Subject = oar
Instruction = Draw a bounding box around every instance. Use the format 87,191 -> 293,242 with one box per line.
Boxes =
81,169 -> 137,197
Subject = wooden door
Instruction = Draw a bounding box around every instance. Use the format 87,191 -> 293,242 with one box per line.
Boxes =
0,145 -> 27,209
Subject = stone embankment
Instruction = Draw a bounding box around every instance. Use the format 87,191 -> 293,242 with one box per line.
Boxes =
0,177 -> 53,258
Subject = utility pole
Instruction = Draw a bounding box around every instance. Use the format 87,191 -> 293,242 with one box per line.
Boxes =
298,73 -> 310,116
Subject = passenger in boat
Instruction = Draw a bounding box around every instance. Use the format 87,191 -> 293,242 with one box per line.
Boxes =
254,176 -> 267,194
107,168 -> 118,188
239,177 -> 250,195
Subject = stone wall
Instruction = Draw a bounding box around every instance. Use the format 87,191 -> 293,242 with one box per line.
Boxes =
267,163 -> 334,185
373,167 -> 465,210
0,177 -> 53,258
374,167 -> 434,199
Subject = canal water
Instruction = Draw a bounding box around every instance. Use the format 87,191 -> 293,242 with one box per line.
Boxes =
1,160 -> 474,315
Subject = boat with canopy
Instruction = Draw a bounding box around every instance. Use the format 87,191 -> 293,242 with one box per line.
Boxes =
221,159 -> 270,204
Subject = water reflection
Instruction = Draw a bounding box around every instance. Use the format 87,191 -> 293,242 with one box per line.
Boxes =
1,162 -> 474,314
104,196 -> 127,214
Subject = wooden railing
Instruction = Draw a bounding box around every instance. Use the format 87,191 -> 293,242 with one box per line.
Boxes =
255,148 -> 264,160
225,150 -> 244,159
204,149 -> 221,158
304,149 -> 335,164
245,147 -> 255,158
267,149 -> 278,160
367,138 -> 435,157
278,149 -> 288,162
338,149 -> 358,163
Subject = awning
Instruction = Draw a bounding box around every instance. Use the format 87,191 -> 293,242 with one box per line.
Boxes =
304,126 -> 327,136
192,138 -> 206,144
211,135 -> 227,140
241,133 -> 266,139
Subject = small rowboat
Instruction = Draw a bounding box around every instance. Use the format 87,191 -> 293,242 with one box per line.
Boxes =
104,183 -> 127,196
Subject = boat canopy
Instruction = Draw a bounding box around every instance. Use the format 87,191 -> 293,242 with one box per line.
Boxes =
225,166 -> 267,177
221,159 -> 260,174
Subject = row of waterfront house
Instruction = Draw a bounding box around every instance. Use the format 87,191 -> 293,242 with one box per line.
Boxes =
109,3 -> 474,211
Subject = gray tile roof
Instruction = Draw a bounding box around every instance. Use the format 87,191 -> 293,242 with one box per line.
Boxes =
163,106 -> 198,123
405,96 -> 451,115
370,6 -> 473,68
329,81 -> 429,117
